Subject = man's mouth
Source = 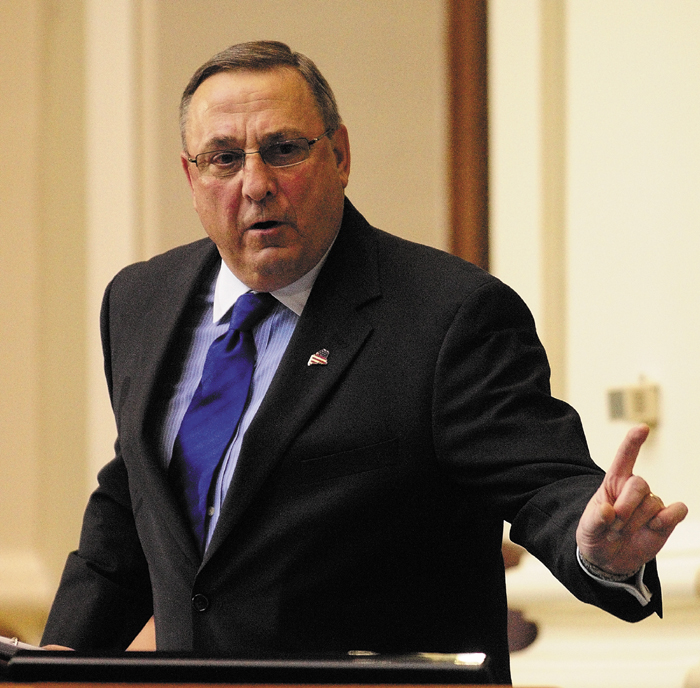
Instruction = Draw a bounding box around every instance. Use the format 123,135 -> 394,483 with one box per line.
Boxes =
251,220 -> 280,230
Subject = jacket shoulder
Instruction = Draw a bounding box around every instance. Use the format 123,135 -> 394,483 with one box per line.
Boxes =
375,227 -> 491,284
341,199 -> 498,294
110,238 -> 217,291
103,239 -> 216,313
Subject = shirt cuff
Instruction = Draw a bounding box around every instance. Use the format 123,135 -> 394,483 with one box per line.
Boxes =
576,547 -> 652,606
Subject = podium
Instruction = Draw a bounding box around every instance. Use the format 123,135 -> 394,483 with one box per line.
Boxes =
0,651 -> 521,687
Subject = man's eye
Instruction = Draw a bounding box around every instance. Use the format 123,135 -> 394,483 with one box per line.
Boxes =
267,141 -> 305,161
210,151 -> 242,167
275,142 -> 301,155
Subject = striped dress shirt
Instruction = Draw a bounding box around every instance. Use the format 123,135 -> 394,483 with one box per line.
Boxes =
159,256 -> 326,551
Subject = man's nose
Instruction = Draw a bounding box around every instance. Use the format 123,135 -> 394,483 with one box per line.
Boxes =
241,153 -> 276,202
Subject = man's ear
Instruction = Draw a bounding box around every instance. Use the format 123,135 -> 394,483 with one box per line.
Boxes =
331,124 -> 351,189
181,152 -> 198,210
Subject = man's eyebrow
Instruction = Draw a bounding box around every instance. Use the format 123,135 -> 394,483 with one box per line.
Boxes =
200,136 -> 242,152
200,130 -> 306,152
263,130 -> 304,142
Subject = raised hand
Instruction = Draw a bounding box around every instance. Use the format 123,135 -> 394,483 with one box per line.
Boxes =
576,424 -> 688,577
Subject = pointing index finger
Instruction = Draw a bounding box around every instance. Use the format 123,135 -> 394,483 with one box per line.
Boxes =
607,424 -> 650,484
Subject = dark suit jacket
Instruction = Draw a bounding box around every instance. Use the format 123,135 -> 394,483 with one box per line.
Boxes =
43,200 -> 660,684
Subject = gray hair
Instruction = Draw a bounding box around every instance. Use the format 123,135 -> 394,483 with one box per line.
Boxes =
179,40 -> 342,149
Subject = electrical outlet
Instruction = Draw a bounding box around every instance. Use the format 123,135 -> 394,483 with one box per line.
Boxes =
607,381 -> 659,426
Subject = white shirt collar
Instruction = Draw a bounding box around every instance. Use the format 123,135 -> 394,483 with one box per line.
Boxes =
212,242 -> 334,322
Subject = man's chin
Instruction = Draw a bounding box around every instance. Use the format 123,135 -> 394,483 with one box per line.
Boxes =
234,249 -> 306,292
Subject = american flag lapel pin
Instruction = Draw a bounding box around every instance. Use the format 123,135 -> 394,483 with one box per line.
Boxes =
307,348 -> 329,366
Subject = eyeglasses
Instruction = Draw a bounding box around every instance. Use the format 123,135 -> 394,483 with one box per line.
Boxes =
186,131 -> 330,178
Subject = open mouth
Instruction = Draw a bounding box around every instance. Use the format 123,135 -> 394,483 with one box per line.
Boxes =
251,220 -> 280,230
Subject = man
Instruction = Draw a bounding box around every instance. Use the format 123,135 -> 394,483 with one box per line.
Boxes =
42,41 -> 687,684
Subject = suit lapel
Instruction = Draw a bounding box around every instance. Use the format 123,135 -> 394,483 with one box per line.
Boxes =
204,201 -> 381,561
121,240 -> 221,565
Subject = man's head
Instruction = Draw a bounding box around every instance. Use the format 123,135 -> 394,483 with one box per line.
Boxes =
180,41 -> 350,291
180,41 -> 342,149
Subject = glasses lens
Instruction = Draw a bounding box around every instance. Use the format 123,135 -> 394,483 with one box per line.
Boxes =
263,139 -> 310,167
198,150 -> 245,177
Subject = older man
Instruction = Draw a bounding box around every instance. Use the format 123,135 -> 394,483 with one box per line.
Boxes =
42,41 -> 686,684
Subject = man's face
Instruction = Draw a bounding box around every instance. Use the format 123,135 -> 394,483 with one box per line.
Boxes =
181,68 -> 350,292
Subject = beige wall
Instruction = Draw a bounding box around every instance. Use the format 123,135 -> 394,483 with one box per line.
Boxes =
1,0 -> 88,641
490,2 -> 700,686
566,0 -> 700,512
490,0 -> 700,518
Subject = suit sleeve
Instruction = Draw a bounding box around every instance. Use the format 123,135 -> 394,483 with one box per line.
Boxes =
41,454 -> 154,650
42,280 -> 154,650
432,277 -> 662,621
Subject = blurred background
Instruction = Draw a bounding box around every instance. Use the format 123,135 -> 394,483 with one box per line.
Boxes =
1,1 -> 699,686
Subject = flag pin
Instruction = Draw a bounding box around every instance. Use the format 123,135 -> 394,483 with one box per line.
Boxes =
307,349 -> 329,366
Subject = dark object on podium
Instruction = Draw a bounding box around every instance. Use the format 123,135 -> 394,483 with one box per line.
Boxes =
1,635 -> 41,670
0,640 -> 18,664
4,650 -> 494,684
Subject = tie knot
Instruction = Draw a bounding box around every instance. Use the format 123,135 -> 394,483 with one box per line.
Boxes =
230,292 -> 275,332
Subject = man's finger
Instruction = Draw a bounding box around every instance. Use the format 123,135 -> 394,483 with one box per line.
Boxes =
612,474 -> 651,521
648,501 -> 689,534
614,490 -> 663,536
41,644 -> 74,651
606,424 -> 650,485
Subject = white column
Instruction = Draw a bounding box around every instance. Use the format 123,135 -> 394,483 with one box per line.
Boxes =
85,0 -> 140,486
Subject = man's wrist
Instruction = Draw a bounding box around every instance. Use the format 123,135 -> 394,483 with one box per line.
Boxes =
576,547 -> 652,605
577,550 -> 639,582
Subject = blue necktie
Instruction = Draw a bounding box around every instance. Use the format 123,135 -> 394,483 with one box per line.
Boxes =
170,292 -> 275,550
